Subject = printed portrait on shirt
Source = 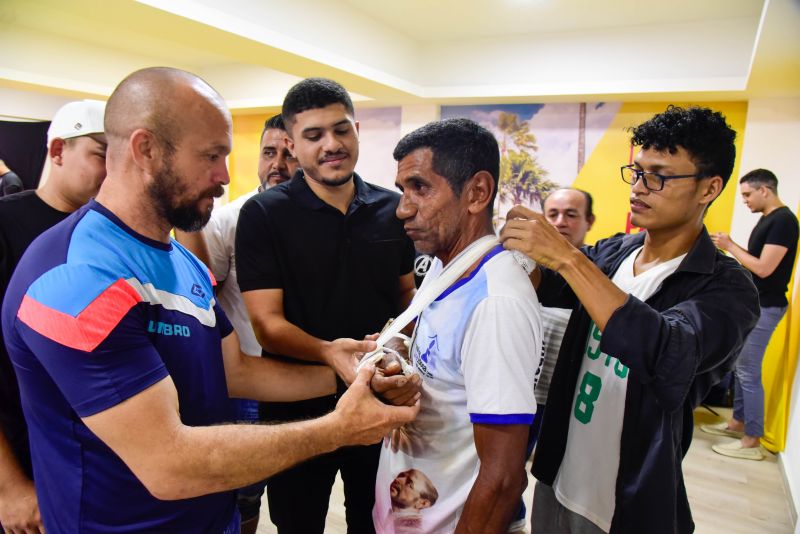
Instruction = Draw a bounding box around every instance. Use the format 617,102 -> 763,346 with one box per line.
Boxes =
390,469 -> 439,533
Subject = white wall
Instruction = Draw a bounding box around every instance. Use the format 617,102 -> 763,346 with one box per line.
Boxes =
399,104 -> 440,136
0,86 -> 73,121
420,17 -> 757,97
739,98 -> 800,516
731,98 -> 800,243
352,105 -> 440,191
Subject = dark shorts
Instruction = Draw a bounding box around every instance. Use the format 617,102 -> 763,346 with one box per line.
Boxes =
237,479 -> 267,523
532,481 -> 605,534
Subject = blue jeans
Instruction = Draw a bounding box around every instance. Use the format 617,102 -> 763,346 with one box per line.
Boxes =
733,305 -> 786,437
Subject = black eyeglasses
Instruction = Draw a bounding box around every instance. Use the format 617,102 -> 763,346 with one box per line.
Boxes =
620,165 -> 703,191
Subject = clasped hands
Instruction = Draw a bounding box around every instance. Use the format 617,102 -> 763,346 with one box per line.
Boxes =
325,334 -> 421,408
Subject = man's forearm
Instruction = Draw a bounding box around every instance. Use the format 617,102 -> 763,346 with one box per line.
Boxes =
251,314 -> 374,385
455,468 -> 526,534
0,429 -> 41,532
253,313 -> 332,364
121,411 -> 343,501
725,240 -> 759,272
557,248 -> 627,331
243,290 -> 377,384
0,430 -> 31,497
725,241 -> 786,278
397,274 -> 416,312
226,351 -> 337,401
85,370 -> 416,502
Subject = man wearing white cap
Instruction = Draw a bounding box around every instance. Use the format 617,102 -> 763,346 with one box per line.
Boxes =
0,100 -> 106,533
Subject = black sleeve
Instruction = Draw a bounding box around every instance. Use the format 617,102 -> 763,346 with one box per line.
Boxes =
764,210 -> 799,249
1,173 -> 23,196
235,197 -> 283,292
536,266 -> 578,309
536,233 -> 630,309
600,263 -> 760,413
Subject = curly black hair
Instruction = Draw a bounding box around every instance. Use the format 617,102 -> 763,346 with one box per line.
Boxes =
630,105 -> 737,186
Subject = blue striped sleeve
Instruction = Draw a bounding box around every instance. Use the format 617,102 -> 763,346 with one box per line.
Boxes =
470,413 -> 535,425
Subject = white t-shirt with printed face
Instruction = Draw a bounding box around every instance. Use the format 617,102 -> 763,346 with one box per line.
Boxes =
554,246 -> 686,532
374,246 -> 542,533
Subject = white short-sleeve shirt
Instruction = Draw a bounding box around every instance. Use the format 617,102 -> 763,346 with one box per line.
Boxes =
374,245 -> 542,533
202,189 -> 261,356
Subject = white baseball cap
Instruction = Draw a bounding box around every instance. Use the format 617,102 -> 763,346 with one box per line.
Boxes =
47,100 -> 106,145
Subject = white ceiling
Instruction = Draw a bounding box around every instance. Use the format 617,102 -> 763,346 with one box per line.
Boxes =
342,0 -> 764,41
1,0 -> 798,116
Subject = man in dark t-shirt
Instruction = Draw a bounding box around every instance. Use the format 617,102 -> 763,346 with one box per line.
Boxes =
237,78 -> 417,534
0,100 -> 107,532
704,168 -> 799,460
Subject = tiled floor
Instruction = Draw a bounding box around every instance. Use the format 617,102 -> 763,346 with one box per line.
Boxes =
256,407 -> 795,533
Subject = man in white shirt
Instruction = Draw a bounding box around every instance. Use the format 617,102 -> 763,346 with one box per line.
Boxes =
374,118 -> 542,534
534,188 -> 595,425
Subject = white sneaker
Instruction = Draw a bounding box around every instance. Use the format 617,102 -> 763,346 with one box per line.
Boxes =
711,440 -> 765,461
700,421 -> 744,438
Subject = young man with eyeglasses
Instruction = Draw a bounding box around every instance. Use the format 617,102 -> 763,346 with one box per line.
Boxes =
501,106 -> 760,533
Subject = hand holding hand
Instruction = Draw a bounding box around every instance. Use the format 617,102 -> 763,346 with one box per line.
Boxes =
357,333 -> 420,407
323,337 -> 378,385
371,351 -> 421,407
333,365 -> 420,446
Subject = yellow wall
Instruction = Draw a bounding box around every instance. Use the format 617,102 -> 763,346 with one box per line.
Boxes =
573,101 -> 749,243
229,109 -> 280,201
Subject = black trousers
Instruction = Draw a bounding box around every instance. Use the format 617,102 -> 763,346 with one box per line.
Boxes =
262,396 -> 380,534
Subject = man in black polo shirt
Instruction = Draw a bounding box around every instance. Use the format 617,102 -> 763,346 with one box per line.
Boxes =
501,106 -> 760,533
702,169 -> 799,460
236,78 -> 417,534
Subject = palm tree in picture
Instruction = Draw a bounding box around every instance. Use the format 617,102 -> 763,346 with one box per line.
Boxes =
495,111 -> 558,224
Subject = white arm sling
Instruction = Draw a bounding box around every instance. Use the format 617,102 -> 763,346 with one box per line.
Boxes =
355,235 -> 503,375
